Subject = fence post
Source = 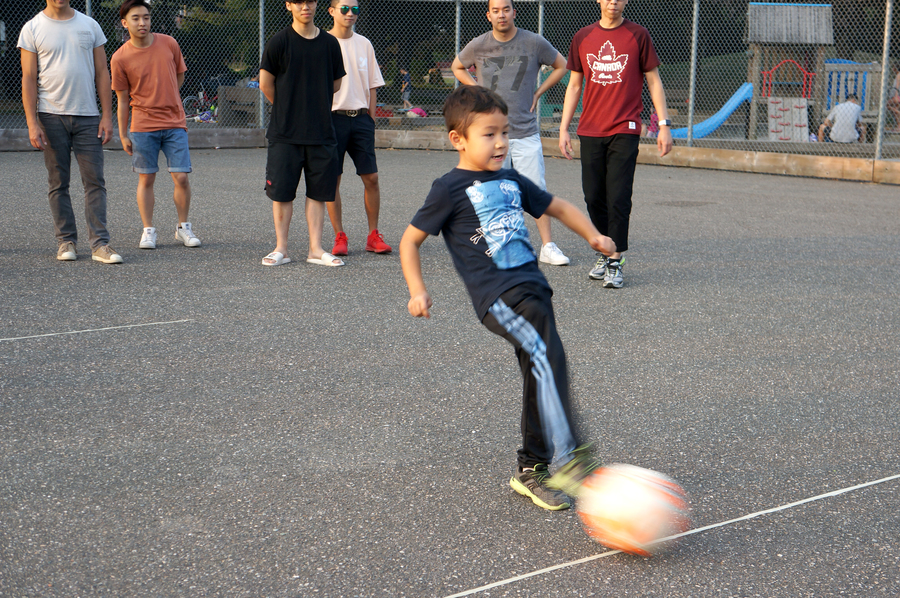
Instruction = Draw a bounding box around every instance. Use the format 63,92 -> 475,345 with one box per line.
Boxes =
686,0 -> 699,146
874,0 -> 894,160
455,0 -> 462,88
86,0 -> 91,17
258,0 -> 265,128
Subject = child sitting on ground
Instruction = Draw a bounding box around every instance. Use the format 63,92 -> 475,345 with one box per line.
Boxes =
399,85 -> 616,510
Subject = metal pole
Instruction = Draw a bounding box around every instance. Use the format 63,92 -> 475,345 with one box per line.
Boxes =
455,0 -> 462,88
874,0 -> 894,160
537,0 -> 545,128
258,0 -> 265,128
85,0 -> 91,17
686,0 -> 700,146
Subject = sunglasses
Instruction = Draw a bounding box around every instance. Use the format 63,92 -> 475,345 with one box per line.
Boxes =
339,5 -> 360,14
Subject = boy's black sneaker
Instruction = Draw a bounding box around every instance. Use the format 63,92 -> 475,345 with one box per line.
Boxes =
510,463 -> 571,511
547,444 -> 603,498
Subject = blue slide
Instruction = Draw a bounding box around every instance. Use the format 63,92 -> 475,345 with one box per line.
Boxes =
670,82 -> 754,139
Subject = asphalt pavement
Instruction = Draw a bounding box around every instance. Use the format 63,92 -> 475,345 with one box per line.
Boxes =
1,147 -> 898,597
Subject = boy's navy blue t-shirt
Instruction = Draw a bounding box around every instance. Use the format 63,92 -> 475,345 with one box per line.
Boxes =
411,167 -> 554,320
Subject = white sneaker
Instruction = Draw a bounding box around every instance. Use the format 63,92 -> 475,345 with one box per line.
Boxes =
139,227 -> 157,249
539,242 -> 570,266
175,222 -> 201,247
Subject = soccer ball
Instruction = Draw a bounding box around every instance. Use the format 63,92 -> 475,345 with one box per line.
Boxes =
576,463 -> 691,556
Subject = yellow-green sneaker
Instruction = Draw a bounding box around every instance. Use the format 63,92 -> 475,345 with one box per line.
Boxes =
510,463 -> 570,511
547,444 -> 602,498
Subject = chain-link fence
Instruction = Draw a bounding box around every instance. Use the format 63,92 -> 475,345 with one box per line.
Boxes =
2,0 -> 898,158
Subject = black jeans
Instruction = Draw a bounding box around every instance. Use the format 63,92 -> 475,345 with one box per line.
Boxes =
482,283 -> 580,468
579,133 -> 640,253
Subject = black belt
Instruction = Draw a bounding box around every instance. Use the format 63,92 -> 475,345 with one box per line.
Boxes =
333,108 -> 368,117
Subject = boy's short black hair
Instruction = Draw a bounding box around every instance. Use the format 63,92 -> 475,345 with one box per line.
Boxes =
120,0 -> 151,19
443,85 -> 508,137
846,93 -> 858,101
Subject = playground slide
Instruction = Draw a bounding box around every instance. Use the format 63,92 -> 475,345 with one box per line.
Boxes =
670,82 -> 754,139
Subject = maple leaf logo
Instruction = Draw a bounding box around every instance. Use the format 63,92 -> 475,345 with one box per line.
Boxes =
587,41 -> 628,86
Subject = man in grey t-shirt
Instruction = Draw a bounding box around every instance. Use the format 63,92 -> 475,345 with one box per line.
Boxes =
452,0 -> 570,266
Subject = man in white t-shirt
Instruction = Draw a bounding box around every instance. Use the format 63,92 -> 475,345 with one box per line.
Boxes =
452,0 -> 571,266
326,0 -> 391,256
818,94 -> 864,143
18,0 -> 122,264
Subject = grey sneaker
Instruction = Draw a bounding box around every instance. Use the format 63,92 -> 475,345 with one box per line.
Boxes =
92,245 -> 123,264
588,255 -> 608,280
539,242 -> 570,266
547,444 -> 602,498
175,222 -> 201,247
139,227 -> 157,249
603,256 -> 625,289
57,242 -> 77,261
510,463 -> 571,511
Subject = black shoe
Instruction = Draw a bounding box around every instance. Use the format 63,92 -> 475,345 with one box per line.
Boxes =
510,463 -> 570,511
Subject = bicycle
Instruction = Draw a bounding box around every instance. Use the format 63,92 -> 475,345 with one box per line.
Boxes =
182,75 -> 223,117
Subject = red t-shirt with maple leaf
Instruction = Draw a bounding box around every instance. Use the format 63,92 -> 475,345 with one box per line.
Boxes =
566,20 -> 660,137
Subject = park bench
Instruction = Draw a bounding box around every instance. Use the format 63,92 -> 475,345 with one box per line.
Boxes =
218,86 -> 270,128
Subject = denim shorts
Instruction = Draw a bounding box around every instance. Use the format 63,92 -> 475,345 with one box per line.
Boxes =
130,128 -> 192,174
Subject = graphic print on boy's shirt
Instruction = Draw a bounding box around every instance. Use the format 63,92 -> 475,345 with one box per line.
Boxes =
465,178 -> 534,270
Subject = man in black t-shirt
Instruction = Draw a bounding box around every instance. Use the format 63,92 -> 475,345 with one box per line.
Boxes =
259,0 -> 346,266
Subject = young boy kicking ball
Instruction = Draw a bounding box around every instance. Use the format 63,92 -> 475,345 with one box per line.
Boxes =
112,0 -> 201,250
399,86 -> 615,510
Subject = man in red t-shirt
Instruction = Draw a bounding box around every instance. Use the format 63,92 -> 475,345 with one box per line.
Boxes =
559,0 -> 672,288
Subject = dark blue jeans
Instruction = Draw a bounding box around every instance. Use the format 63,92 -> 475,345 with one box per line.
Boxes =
39,113 -> 109,249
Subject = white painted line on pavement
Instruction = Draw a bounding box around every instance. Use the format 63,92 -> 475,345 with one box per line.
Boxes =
442,472 -> 900,598
0,319 -> 195,342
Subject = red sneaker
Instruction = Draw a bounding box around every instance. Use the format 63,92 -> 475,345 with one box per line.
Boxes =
332,231 -> 348,256
365,229 -> 392,253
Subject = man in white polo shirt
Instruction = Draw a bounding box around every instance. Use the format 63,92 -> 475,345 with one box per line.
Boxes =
327,0 -> 391,256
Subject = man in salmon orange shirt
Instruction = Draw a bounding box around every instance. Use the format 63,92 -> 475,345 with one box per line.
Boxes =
112,0 -> 201,250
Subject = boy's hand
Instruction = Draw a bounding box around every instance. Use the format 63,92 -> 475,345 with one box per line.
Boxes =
589,235 -> 616,257
408,292 -> 433,318
121,136 -> 133,156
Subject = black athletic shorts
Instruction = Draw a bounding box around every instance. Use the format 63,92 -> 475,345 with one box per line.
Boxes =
265,141 -> 338,203
332,112 -> 378,176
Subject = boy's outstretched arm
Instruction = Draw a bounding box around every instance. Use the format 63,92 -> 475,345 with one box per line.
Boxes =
543,197 -> 616,256
399,224 -> 434,318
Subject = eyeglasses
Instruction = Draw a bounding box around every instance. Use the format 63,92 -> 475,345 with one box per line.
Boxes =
339,5 -> 360,14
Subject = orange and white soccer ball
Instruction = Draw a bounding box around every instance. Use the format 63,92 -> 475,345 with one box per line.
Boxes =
576,463 -> 691,556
